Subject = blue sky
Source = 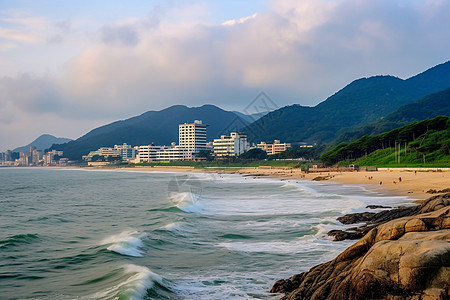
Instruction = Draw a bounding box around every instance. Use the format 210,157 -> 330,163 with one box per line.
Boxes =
0,0 -> 449,150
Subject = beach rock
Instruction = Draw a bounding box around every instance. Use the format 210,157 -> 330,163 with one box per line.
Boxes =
366,205 -> 392,209
312,176 -> 332,181
272,193 -> 450,300
337,212 -> 376,224
427,188 -> 450,194
327,229 -> 366,241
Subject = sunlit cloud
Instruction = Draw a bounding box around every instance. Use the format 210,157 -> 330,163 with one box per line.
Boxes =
0,0 -> 449,150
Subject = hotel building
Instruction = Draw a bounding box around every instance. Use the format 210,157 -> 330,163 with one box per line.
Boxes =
179,120 -> 207,154
213,132 -> 250,157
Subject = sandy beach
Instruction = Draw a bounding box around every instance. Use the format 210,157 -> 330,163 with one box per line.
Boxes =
105,165 -> 450,200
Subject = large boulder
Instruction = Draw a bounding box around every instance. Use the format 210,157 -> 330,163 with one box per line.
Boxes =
272,193 -> 450,300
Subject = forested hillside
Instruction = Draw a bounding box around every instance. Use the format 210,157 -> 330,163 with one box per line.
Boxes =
321,116 -> 450,166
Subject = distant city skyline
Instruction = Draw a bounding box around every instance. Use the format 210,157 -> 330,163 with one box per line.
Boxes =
1,0 -> 449,151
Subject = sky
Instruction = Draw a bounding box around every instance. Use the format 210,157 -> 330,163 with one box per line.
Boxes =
0,0 -> 449,151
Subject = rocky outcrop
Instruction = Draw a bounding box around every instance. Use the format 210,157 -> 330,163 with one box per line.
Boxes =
271,193 -> 450,300
327,194 -> 450,241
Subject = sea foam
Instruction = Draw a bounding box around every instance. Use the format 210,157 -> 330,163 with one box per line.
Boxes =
88,264 -> 163,300
169,192 -> 203,213
101,230 -> 146,257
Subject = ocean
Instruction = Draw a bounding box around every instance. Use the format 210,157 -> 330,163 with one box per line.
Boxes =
0,168 -> 415,299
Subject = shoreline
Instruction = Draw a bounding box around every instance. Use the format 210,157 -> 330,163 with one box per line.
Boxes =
118,166 -> 449,200
7,165 -> 449,200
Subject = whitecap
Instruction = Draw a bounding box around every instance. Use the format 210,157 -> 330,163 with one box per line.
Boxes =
100,230 -> 146,257
88,264 -> 163,300
169,192 -> 203,213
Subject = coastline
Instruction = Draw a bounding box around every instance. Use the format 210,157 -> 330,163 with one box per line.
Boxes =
6,165 -> 449,200
107,166 -> 449,200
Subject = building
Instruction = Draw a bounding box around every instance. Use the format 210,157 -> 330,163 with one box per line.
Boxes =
179,120 -> 207,154
156,145 -> 193,161
114,143 -> 136,161
213,132 -> 250,157
134,144 -> 164,162
31,149 -> 42,165
43,150 -> 64,166
257,140 -> 291,155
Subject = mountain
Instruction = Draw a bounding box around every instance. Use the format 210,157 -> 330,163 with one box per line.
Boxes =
332,87 -> 450,146
232,111 -> 270,123
244,61 -> 450,144
51,104 -> 251,160
13,134 -> 72,152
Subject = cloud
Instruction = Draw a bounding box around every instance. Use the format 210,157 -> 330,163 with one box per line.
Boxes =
101,25 -> 139,46
1,0 -> 450,151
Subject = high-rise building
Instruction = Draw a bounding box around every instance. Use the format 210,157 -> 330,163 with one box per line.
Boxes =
31,149 -> 42,165
213,132 -> 250,157
179,120 -> 207,154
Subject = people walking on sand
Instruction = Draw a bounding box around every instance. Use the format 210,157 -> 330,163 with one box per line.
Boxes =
379,181 -> 382,185
398,177 -> 402,182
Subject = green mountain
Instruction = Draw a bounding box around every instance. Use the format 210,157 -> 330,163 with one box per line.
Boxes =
244,61 -> 450,144
320,116 -> 450,166
332,87 -> 450,146
51,104 -> 251,160
13,134 -> 72,152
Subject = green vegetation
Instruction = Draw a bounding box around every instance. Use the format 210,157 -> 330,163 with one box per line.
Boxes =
268,146 -> 324,161
238,148 -> 268,160
321,116 -> 450,167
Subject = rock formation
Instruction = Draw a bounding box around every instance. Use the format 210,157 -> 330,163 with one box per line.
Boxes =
271,193 -> 450,299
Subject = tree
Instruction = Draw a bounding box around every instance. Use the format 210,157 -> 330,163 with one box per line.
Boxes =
239,148 -> 268,160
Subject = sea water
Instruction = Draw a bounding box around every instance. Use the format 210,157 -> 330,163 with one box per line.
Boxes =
0,168 -> 415,299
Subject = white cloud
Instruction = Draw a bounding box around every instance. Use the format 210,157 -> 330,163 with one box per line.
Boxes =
1,0 -> 450,150
222,13 -> 258,26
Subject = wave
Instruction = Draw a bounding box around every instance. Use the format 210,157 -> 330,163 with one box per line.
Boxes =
280,181 -> 318,193
87,264 -> 164,300
0,233 -> 39,248
169,192 -> 203,213
100,231 -> 146,257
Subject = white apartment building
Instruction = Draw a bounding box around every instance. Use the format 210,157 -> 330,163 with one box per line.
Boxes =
156,145 -> 193,161
213,132 -> 250,157
257,140 -> 291,155
179,120 -> 207,154
134,144 -> 164,162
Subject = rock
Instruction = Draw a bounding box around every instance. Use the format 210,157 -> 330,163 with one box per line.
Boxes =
427,188 -> 450,194
312,176 -> 332,181
366,205 -> 392,209
272,193 -> 450,300
327,229 -> 365,241
404,218 -> 427,232
337,212 -> 376,224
